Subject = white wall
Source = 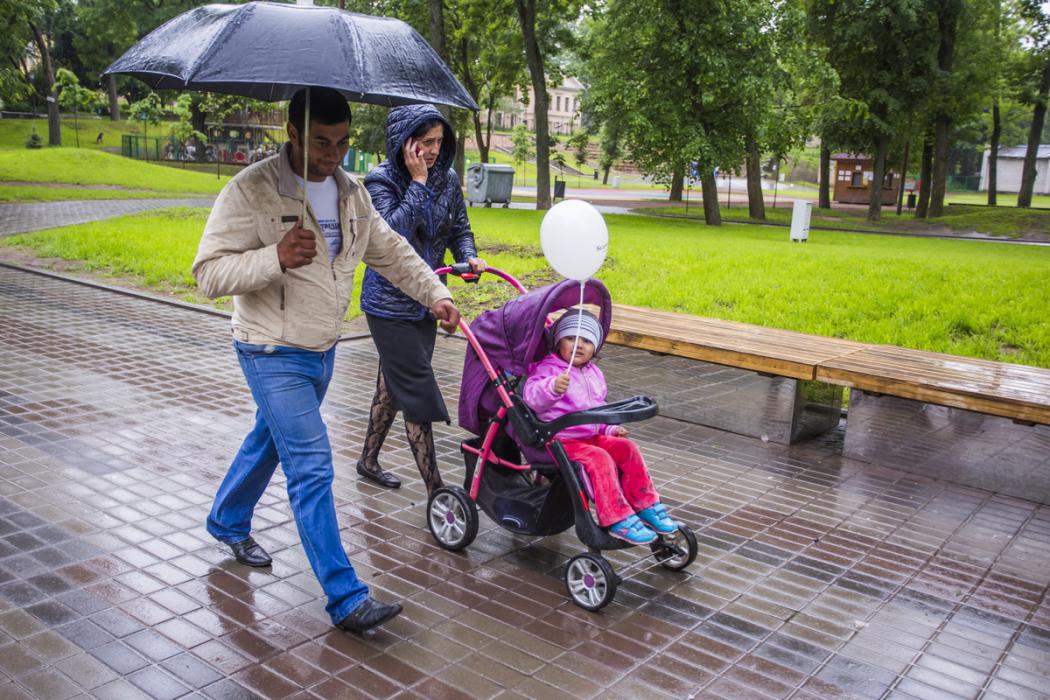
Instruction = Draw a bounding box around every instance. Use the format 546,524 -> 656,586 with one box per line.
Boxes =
980,150 -> 1050,194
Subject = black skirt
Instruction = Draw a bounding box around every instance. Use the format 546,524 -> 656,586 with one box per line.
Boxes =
366,314 -> 449,424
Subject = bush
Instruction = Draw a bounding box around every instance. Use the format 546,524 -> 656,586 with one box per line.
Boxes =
24,130 -> 42,149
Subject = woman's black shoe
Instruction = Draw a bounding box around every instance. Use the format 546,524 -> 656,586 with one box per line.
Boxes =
336,597 -> 403,634
228,537 -> 272,567
356,460 -> 401,489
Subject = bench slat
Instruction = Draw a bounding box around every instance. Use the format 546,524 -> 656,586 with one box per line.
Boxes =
817,346 -> 1050,425
610,304 -> 869,380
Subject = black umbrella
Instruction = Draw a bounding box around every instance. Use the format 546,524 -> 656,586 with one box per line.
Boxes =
104,1 -> 477,221
103,1 -> 477,110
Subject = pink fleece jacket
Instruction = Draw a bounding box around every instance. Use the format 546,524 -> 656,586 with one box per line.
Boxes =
522,353 -> 615,440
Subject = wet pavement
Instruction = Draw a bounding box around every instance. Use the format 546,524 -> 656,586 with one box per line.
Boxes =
0,264 -> 1048,699
0,199 -> 217,237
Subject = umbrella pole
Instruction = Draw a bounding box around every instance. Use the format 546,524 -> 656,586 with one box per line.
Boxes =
301,87 -> 311,225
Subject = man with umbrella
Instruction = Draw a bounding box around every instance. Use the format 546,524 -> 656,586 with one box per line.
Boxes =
192,87 -> 460,634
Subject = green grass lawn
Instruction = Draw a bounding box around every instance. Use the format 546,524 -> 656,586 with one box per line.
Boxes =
644,203 -> 1050,238
0,116 -> 145,150
3,206 -> 1049,368
0,148 -> 228,193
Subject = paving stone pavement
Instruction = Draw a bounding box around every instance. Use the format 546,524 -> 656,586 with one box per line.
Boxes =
0,264 -> 1048,699
0,199 -> 216,236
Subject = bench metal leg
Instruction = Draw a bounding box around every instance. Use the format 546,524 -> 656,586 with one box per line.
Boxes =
602,346 -> 842,445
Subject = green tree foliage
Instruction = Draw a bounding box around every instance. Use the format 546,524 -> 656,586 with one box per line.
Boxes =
2,1 -> 63,145
510,122 -> 532,185
809,0 -> 936,221
582,0 -> 780,224
55,68 -> 101,147
513,0 -> 582,210
127,92 -> 165,160
1015,0 -> 1050,207
567,129 -> 590,185
169,93 -> 208,160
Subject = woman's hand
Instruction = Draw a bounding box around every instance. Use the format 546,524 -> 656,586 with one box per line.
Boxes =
403,138 -> 428,185
467,257 -> 488,273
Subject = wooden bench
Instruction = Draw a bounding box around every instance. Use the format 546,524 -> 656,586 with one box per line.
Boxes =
606,304 -> 1050,503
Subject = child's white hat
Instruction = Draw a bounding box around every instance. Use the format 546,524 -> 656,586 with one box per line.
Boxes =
552,309 -> 602,348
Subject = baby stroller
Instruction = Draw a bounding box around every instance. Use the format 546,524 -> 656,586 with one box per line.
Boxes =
428,264 -> 698,611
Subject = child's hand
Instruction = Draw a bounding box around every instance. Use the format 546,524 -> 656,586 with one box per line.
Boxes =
553,372 -> 570,395
611,426 -> 628,437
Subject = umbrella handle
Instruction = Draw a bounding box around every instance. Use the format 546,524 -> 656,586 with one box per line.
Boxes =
301,87 -> 310,226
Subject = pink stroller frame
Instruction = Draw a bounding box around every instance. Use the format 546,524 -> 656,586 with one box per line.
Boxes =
428,264 -> 698,611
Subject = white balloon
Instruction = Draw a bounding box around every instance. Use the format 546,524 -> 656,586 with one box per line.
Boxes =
539,199 -> 609,281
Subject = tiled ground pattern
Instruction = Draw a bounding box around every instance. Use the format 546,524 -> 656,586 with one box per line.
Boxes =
0,265 -> 1048,699
0,200 -> 217,237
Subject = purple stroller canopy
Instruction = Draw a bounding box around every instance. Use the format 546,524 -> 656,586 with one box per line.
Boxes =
459,278 -> 612,436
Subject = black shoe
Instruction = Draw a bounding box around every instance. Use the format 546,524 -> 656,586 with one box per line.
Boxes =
336,597 -> 403,634
356,460 -> 401,489
228,537 -> 272,567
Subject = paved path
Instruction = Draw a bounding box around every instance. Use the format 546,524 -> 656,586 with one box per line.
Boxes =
0,199 -> 216,236
0,265 -> 1047,699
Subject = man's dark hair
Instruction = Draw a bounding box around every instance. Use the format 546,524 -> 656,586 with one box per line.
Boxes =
288,87 -> 351,135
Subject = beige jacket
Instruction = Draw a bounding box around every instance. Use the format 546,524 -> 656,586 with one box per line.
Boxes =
193,144 -> 451,351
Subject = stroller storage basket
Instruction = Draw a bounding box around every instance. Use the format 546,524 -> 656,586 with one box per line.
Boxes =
462,437 -> 574,537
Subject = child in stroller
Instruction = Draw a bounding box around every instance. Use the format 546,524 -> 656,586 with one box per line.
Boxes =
522,309 -> 678,546
427,266 -> 697,610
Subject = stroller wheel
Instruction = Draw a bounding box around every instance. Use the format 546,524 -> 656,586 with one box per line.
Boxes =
650,524 -> 698,571
427,486 -> 478,551
564,553 -> 617,611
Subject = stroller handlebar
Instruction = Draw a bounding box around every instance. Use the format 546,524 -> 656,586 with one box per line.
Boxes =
434,264 -> 527,293
537,395 -> 658,436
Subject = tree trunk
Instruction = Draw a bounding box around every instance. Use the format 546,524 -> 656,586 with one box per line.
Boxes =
515,0 -> 551,210
896,141 -> 910,215
455,131 -> 466,182
819,140 -> 831,209
700,167 -> 721,225
928,0 -> 960,218
669,166 -> 684,201
928,113 -> 951,217
988,99 -> 1000,205
191,99 -> 208,163
916,137 -> 933,218
867,134 -> 889,222
29,22 -> 60,146
746,133 -> 765,220
988,0 -> 1000,206
602,166 -> 610,185
107,75 -> 120,121
472,113 -> 488,163
1018,55 -> 1050,208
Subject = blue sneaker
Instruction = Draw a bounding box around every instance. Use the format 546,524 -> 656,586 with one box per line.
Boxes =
636,503 -> 677,534
608,515 -> 658,545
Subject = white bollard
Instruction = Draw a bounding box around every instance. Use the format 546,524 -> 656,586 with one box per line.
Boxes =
790,200 -> 812,242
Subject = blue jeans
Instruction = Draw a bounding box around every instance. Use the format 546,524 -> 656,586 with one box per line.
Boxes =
207,341 -> 368,623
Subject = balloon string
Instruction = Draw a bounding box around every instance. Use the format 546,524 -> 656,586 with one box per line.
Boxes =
567,280 -> 585,373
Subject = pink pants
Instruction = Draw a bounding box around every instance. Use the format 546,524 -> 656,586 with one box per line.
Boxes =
561,435 -> 659,527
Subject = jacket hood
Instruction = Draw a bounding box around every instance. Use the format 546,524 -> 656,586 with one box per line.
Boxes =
385,104 -> 455,178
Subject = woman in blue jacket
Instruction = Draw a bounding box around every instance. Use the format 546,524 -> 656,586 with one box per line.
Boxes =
357,104 -> 485,497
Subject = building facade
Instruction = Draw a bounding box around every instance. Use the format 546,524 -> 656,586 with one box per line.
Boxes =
831,153 -> 901,205
979,145 -> 1050,195
494,77 -> 584,135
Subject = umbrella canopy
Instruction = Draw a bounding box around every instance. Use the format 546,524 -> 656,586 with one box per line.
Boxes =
103,1 -> 478,111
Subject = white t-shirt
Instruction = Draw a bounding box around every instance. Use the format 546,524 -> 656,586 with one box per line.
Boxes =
295,174 -> 342,261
